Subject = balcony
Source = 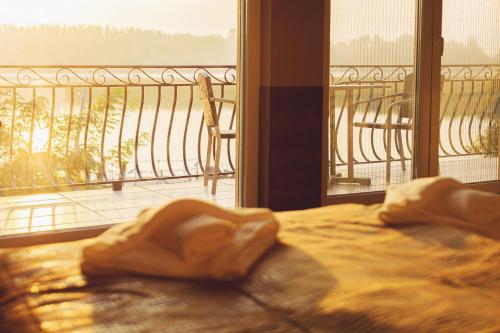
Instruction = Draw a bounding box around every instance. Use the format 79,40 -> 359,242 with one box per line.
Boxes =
328,64 -> 500,194
0,65 -> 237,239
0,64 -> 499,238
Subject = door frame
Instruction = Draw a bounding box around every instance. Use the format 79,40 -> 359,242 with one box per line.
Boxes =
415,0 -> 443,180
237,0 -> 261,207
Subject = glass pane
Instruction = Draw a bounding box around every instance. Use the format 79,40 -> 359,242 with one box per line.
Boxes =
328,0 -> 417,195
439,0 -> 500,183
0,0 -> 238,237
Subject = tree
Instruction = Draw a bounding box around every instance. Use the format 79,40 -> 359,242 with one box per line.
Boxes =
0,88 -> 149,194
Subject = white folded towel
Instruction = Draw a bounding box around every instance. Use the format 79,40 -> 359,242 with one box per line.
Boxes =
379,176 -> 500,239
161,214 -> 236,264
81,199 -> 279,280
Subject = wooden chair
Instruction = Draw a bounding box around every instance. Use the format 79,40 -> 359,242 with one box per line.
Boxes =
352,74 -> 414,182
198,73 -> 236,195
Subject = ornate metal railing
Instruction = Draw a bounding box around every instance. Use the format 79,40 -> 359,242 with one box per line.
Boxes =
0,65 -> 236,192
329,64 -> 500,167
0,64 -> 498,193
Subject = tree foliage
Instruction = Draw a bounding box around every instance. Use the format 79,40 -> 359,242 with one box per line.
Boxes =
0,88 -> 149,193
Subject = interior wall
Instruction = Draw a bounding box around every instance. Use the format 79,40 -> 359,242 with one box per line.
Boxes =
258,0 -> 329,210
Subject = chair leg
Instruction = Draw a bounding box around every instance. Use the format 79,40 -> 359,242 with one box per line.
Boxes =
386,129 -> 392,183
396,129 -> 406,172
211,135 -> 222,195
204,132 -> 213,186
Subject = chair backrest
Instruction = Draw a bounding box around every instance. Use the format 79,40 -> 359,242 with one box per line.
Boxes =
399,73 -> 446,119
400,73 -> 414,118
198,73 -> 219,128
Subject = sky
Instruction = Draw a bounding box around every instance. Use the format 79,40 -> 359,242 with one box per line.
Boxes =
0,0 -> 237,36
0,0 -> 497,56
442,0 -> 500,57
330,0 -> 500,57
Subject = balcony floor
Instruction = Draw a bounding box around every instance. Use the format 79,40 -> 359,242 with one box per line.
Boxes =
329,155 -> 498,195
1,155 -> 497,242
0,177 -> 235,240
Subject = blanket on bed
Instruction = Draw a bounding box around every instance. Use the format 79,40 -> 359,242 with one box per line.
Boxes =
1,203 -> 499,333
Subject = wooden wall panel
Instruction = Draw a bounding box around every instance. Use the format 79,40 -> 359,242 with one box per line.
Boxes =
258,0 -> 329,210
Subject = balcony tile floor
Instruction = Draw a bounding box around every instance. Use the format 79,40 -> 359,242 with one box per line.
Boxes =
1,155 -> 497,241
329,155 -> 499,195
0,177 -> 235,240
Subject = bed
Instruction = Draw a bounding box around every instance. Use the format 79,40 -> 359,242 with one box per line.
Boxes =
1,203 -> 499,332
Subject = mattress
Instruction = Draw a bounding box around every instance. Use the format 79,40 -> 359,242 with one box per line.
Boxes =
1,203 -> 499,333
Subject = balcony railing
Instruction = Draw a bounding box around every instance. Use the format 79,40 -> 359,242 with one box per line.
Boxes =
329,64 -> 500,167
0,64 -> 499,193
0,65 -> 236,193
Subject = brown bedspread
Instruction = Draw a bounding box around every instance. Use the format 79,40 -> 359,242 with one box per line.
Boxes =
1,204 -> 499,333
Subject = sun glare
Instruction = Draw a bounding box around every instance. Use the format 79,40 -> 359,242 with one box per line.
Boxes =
23,128 -> 50,152
0,0 -> 237,36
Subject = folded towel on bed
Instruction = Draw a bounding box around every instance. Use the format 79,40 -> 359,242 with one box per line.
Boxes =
162,214 -> 237,264
379,176 -> 500,239
81,199 -> 279,280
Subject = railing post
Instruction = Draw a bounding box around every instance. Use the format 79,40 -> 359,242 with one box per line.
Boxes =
112,181 -> 123,191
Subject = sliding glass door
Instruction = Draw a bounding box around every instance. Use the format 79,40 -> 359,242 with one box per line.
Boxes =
325,0 -> 500,202
327,0 -> 419,197
438,0 -> 500,184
